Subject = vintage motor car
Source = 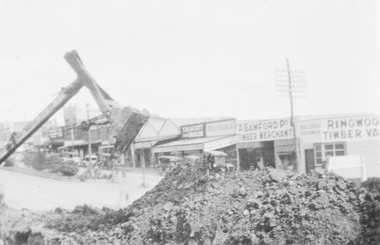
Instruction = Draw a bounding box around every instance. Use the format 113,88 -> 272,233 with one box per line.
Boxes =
185,150 -> 235,173
203,150 -> 235,173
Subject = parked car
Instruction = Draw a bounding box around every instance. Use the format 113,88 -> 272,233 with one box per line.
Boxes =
83,155 -> 98,167
202,150 -> 234,173
183,155 -> 202,166
98,145 -> 113,168
61,152 -> 81,165
183,151 -> 234,173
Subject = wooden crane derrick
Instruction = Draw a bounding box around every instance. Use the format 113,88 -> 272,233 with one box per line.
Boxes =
0,50 -> 148,165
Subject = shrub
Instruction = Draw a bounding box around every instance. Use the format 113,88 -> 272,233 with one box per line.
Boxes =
23,151 -> 35,167
59,160 -> 79,176
93,167 -> 102,178
31,151 -> 49,171
79,167 -> 107,181
46,154 -> 64,173
79,173 -> 88,182
3,157 -> 15,167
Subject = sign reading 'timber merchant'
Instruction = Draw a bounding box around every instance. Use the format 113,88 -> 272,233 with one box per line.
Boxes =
321,116 -> 380,142
181,123 -> 205,138
237,119 -> 293,142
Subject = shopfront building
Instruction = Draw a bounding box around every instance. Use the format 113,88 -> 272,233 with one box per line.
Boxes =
236,118 -> 297,171
133,117 -> 234,168
152,119 -> 237,163
299,115 -> 380,177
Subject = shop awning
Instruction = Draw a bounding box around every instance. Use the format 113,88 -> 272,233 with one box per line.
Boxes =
237,141 -> 264,149
203,135 -> 237,151
275,145 -> 295,154
63,140 -> 102,147
274,139 -> 295,154
134,141 -> 157,149
134,135 -> 180,149
152,136 -> 235,154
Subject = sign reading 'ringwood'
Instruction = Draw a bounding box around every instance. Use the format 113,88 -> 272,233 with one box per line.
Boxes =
321,116 -> 380,142
237,119 -> 293,142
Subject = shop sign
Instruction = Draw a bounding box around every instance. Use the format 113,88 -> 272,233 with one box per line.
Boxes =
321,116 -> 380,142
299,120 -> 322,143
205,119 -> 236,137
49,127 -> 63,139
299,120 -> 321,136
237,119 -> 293,142
181,123 -> 205,138
204,136 -> 237,151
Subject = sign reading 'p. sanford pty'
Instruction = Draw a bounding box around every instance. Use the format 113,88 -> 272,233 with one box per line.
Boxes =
237,119 -> 293,142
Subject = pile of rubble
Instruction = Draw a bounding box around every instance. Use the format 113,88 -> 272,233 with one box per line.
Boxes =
358,177 -> 380,244
1,165 -> 379,245
115,167 -> 362,245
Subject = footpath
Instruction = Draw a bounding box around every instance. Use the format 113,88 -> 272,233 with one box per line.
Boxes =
0,164 -> 160,181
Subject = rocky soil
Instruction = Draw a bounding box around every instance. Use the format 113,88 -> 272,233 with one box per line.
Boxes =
0,165 -> 379,245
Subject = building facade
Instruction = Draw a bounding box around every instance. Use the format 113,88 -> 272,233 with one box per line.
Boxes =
152,118 -> 237,165
298,114 -> 380,177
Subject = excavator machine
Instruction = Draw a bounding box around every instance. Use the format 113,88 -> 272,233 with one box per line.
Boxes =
0,50 -> 149,165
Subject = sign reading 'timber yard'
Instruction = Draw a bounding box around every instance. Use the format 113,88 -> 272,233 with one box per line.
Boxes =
321,116 -> 380,142
237,118 -> 293,142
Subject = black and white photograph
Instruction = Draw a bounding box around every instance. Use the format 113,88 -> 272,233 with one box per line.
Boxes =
0,1 -> 379,244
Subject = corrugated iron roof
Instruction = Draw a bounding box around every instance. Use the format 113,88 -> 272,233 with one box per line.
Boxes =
170,117 -> 233,127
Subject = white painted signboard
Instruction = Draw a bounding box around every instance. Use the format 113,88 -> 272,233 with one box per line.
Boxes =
237,118 -> 293,142
321,116 -> 380,142
298,120 -> 321,143
205,120 -> 236,137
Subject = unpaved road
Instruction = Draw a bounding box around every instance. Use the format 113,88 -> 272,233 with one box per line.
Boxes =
0,169 -> 163,211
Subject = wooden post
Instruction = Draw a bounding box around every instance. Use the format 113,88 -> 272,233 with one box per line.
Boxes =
130,144 -> 136,168
236,143 -> 240,171
86,103 -> 93,177
120,153 -> 125,165
140,149 -> 147,188
151,148 -> 155,169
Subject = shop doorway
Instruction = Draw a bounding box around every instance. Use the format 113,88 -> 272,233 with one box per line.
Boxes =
238,145 -> 275,170
278,154 -> 292,170
261,146 -> 276,169
305,149 -> 315,173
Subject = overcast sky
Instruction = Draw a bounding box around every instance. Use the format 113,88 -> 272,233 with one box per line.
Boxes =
0,0 -> 379,125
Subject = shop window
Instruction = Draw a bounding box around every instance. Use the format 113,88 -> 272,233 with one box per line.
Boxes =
314,142 -> 346,167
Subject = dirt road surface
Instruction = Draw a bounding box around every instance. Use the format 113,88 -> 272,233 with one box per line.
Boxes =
0,169 -> 163,211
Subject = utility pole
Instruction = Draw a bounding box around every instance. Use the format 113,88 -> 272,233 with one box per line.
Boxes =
70,104 -> 75,153
286,59 -> 301,173
86,103 -> 93,177
275,59 -> 306,173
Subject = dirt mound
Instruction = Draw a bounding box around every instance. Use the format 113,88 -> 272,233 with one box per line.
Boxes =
116,167 -> 361,245
357,178 -> 380,245
1,166 -> 379,245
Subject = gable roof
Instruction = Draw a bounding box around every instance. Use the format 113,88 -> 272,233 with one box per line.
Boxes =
169,117 -> 233,127
148,117 -> 166,131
